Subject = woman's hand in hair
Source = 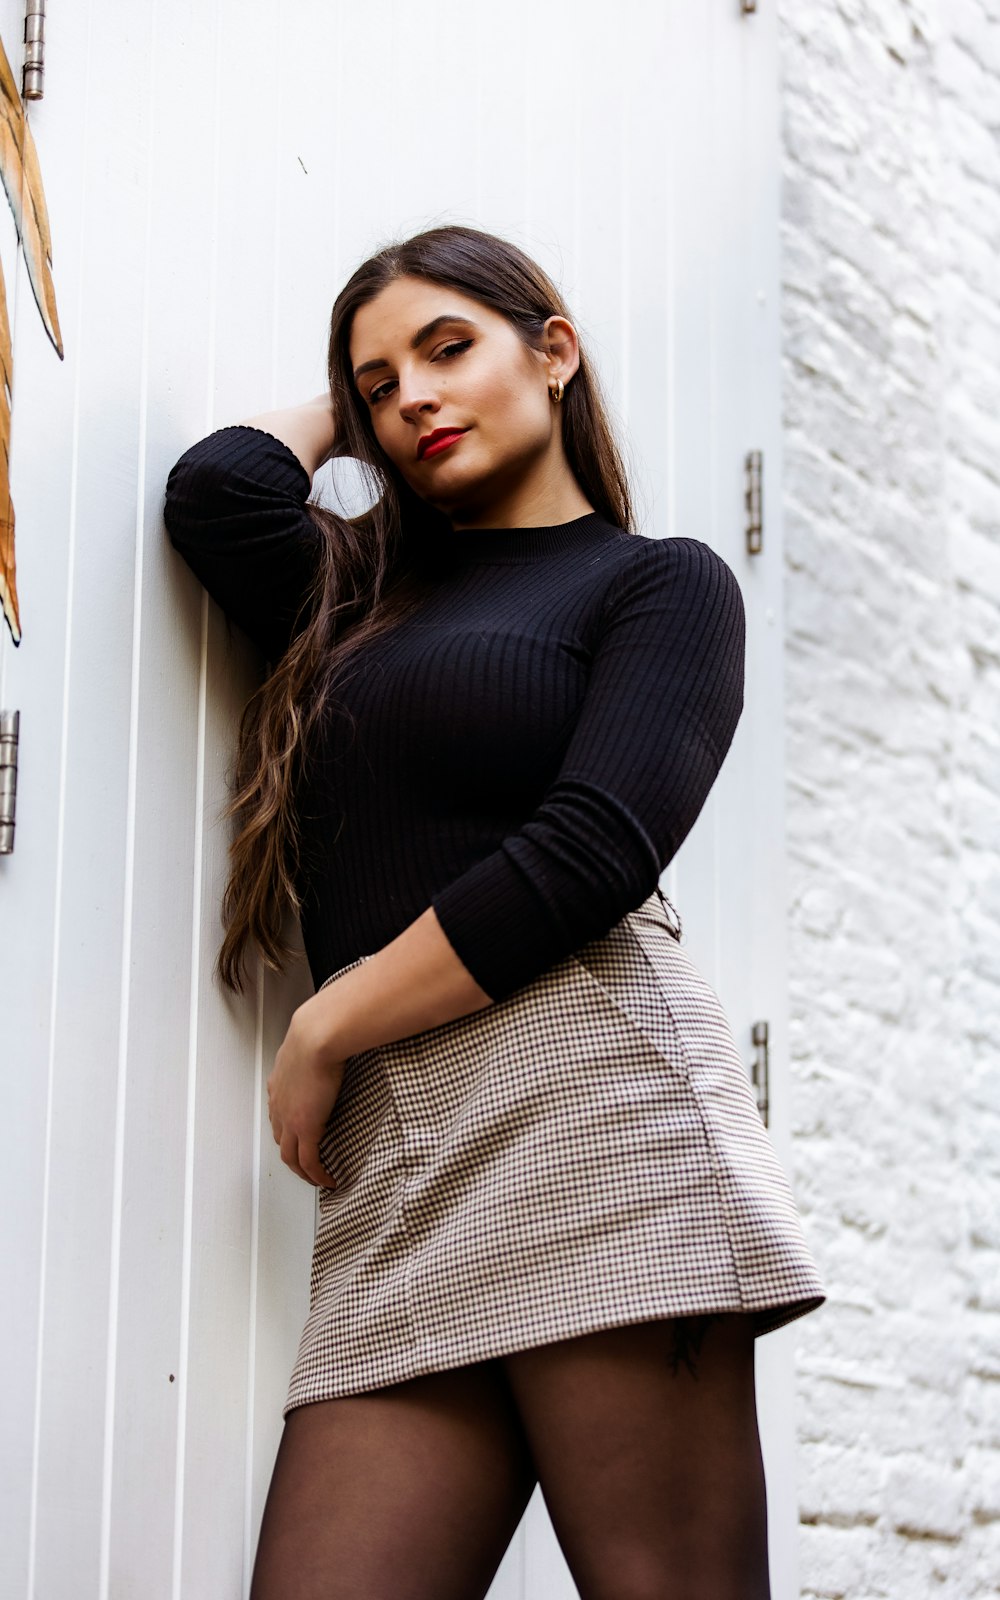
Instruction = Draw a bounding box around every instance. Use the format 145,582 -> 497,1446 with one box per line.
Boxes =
237,392 -> 348,479
265,1014 -> 348,1189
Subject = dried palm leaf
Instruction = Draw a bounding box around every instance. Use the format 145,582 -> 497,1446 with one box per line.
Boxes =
0,27 -> 64,644
0,507 -> 15,647
0,32 -> 62,359
0,243 -> 17,645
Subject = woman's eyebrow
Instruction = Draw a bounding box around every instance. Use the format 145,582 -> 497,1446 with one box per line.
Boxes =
353,315 -> 478,382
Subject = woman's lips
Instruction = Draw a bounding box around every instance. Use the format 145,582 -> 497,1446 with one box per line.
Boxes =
420,429 -> 468,461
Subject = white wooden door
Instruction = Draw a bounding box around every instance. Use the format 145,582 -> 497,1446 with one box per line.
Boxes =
0,2 -> 804,1596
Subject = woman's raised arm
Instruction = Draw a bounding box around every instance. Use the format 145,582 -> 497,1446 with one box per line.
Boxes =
163,395 -> 345,665
236,392 -> 342,479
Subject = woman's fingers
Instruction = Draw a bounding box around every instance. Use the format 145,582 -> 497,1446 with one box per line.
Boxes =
266,1047 -> 344,1188
298,1137 -> 337,1190
273,1118 -> 337,1189
279,1129 -> 313,1185
278,1129 -> 303,1179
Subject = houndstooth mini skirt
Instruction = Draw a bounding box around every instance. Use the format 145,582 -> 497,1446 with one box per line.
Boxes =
283,887 -> 826,1415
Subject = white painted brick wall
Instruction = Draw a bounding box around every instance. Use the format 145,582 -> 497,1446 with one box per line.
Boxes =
778,0 -> 1000,1593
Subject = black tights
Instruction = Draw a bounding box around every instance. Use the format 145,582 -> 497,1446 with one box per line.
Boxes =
249,1312 -> 770,1600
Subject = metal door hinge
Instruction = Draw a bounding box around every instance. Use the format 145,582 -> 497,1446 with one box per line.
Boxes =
745,450 -> 763,555
0,709 -> 19,853
23,1 -> 46,101
749,1019 -> 769,1124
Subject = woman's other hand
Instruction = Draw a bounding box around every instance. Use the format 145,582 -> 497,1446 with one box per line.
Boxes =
266,1001 -> 348,1187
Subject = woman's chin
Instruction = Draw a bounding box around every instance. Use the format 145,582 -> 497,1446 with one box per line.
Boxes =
411,471 -> 481,519
401,450 -> 509,522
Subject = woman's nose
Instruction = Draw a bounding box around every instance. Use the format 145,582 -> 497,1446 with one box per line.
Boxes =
395,371 -> 440,421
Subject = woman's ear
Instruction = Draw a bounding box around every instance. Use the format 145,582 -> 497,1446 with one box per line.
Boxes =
541,315 -> 581,388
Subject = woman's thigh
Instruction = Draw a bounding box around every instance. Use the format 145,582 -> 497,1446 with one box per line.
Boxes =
500,1312 -> 770,1600
249,1358 -> 538,1600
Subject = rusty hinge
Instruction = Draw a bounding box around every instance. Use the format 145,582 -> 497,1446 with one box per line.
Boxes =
745,449 -> 763,555
749,1019 -> 769,1124
23,1 -> 46,101
0,709 -> 19,853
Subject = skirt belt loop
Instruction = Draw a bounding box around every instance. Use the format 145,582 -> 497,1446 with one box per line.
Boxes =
654,883 -> 684,943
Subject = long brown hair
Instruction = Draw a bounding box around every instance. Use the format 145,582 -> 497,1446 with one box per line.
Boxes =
216,224 -> 635,993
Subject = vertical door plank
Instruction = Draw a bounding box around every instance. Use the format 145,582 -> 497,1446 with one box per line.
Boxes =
21,3 -> 167,1594
660,2 -> 723,988
619,4 -> 672,540
103,0 -> 213,1590
0,0 -> 89,1592
154,3 -> 260,1587
168,0 -> 319,1589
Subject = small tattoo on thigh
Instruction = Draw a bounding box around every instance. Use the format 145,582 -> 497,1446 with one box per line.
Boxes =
665,1313 -> 719,1379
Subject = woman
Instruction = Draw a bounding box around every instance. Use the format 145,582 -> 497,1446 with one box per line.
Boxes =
164,224 -> 825,1600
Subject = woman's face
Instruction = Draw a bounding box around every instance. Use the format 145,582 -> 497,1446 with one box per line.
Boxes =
348,275 -> 578,527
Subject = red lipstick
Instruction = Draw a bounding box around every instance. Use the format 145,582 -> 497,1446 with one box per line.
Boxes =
417,428 -> 469,461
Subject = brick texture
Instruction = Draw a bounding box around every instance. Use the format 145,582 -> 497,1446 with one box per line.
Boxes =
778,0 -> 1000,1593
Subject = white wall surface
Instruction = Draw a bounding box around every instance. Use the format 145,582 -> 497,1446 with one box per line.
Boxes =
0,2 -> 811,1595
778,0 -> 1000,1593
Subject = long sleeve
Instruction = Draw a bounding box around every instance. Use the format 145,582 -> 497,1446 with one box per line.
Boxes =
429,535 -> 746,1002
162,424 -> 322,664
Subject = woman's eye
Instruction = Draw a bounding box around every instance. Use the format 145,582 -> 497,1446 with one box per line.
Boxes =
367,340 -> 472,406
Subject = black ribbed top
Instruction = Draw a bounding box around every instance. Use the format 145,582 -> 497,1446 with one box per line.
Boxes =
163,425 -> 746,1001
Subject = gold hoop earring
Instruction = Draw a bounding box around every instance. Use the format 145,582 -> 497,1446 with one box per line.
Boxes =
549,377 -> 565,404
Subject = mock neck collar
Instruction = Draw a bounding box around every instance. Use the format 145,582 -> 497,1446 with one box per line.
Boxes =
437,510 -> 621,566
